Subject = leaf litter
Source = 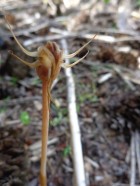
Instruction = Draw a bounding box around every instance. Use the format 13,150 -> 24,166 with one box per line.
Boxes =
0,0 -> 140,186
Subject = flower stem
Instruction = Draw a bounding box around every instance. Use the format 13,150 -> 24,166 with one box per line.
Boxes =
40,79 -> 50,186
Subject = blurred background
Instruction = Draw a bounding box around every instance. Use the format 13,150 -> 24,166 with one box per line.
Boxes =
0,0 -> 140,186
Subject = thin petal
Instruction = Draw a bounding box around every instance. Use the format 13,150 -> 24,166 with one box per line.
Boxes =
10,51 -> 39,67
5,15 -> 38,57
63,35 -> 96,59
61,51 -> 89,68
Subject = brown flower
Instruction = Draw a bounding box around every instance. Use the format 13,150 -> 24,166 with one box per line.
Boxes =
6,15 -> 95,96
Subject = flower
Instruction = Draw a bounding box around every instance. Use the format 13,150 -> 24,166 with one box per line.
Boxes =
6,14 -> 95,96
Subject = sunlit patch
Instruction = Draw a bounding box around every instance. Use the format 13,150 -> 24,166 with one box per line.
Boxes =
138,57 -> 140,69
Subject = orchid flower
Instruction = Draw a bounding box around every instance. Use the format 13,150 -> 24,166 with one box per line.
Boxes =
6,17 -> 95,86
5,14 -> 95,186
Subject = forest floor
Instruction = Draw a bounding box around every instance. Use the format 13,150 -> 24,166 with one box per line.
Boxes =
0,0 -> 140,186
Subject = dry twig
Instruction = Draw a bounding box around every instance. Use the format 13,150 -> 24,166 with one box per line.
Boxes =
135,131 -> 140,180
113,184 -> 140,186
23,28 -> 140,49
61,39 -> 86,186
130,133 -> 136,186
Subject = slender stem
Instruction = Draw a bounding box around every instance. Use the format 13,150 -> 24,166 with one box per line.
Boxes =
40,79 -> 50,186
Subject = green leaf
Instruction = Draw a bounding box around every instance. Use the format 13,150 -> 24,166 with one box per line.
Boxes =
10,76 -> 19,85
137,0 -> 140,6
32,77 -> 41,85
103,0 -> 110,4
20,111 -> 30,125
0,108 -> 7,113
63,145 -> 71,157
0,60 -> 3,64
50,112 -> 63,126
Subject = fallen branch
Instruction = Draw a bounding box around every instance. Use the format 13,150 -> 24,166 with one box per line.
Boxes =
23,28 -> 140,48
61,39 -> 86,186
113,66 -> 135,90
113,184 -> 140,186
130,133 -> 136,186
135,131 -> 140,180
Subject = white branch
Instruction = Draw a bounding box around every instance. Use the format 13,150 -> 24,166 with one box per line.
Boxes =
135,131 -> 140,180
61,39 -> 86,186
130,133 -> 136,186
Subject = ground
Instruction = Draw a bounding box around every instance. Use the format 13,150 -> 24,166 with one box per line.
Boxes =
0,0 -> 140,186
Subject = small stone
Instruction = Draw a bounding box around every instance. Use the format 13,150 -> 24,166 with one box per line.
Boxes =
84,162 -> 93,174
34,100 -> 42,111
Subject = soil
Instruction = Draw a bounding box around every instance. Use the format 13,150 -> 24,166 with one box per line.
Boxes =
0,0 -> 140,186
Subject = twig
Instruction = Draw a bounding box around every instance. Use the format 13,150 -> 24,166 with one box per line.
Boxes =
50,27 -> 139,41
5,119 -> 20,125
130,132 -> 136,186
113,184 -> 140,186
113,66 -> 135,90
84,156 -> 99,169
30,148 -> 56,162
62,164 -> 73,172
61,39 -> 86,186
29,138 -> 58,162
2,17 -> 67,37
29,137 -> 58,151
135,131 -> 140,180
0,0 -> 40,11
23,28 -> 140,48
50,27 -> 138,37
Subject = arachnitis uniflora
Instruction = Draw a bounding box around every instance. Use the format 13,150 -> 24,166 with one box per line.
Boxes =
5,13 -> 95,186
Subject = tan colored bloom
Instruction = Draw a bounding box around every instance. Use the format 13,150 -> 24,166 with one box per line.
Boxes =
6,15 -> 95,96
5,13 -> 96,186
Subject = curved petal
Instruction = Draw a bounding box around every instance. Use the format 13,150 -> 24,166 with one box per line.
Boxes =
63,35 -> 96,59
61,51 -> 89,68
5,15 -> 38,57
10,51 -> 39,67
